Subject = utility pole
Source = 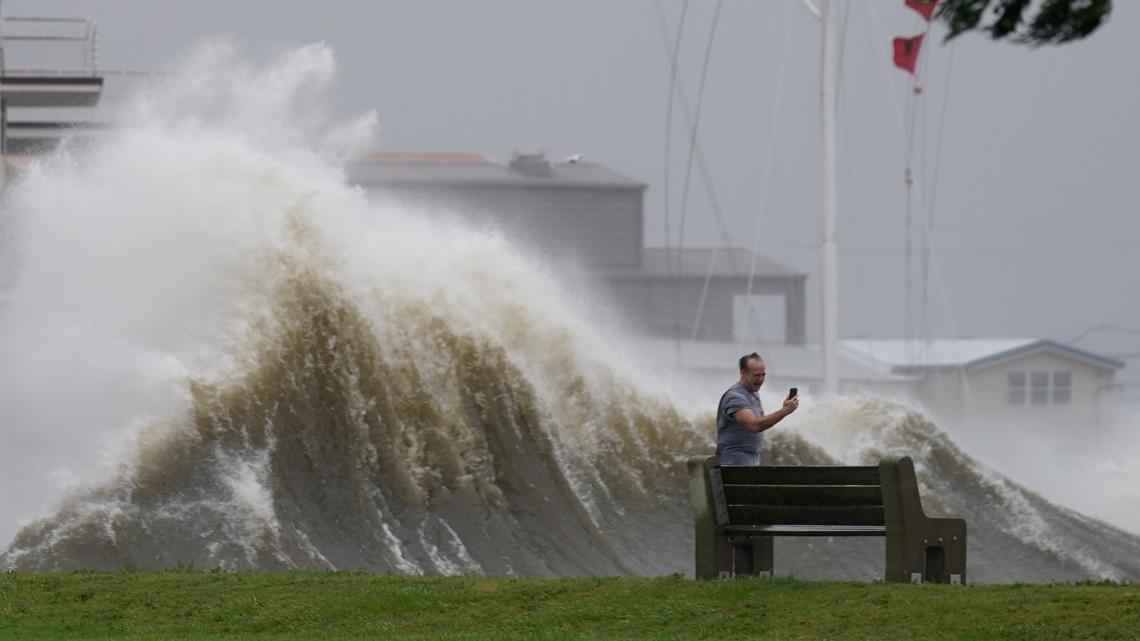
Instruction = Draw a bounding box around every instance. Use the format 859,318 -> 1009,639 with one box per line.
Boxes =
1,0 -> 7,193
820,0 -> 839,395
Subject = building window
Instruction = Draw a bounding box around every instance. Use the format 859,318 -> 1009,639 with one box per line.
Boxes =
1007,370 -> 1073,405
1053,371 -> 1072,404
1007,372 -> 1026,404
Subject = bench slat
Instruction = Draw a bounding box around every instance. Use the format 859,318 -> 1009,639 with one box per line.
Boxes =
723,484 -> 883,507
727,504 -> 885,527
719,465 -> 881,486
725,524 -> 887,538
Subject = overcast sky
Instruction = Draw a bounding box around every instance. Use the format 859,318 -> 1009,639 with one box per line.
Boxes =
5,0 -> 1140,385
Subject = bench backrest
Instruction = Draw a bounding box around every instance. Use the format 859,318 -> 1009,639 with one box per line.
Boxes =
714,464 -> 885,527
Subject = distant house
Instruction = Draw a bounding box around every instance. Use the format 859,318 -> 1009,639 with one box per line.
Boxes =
842,339 -> 1125,429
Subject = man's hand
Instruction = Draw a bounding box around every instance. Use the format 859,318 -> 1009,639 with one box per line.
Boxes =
782,394 -> 800,415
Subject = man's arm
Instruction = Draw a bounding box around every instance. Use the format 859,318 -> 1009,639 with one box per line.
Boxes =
733,395 -> 799,433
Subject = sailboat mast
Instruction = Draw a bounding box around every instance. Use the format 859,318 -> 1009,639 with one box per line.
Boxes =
821,0 -> 840,394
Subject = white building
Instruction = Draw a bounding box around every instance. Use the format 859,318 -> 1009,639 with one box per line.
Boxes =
842,339 -> 1124,430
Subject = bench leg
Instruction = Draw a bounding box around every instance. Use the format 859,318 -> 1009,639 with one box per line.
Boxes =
920,520 -> 967,584
941,520 -> 967,585
733,543 -> 753,576
752,537 -> 773,577
731,537 -> 773,578
695,528 -> 736,579
885,520 -> 967,584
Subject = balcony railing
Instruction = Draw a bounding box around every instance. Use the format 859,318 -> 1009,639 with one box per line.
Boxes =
1,16 -> 99,77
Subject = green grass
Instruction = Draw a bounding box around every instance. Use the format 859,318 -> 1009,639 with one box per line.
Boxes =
1,571 -> 1138,640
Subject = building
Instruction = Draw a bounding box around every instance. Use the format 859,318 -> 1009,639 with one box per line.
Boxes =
349,150 -> 645,271
347,150 -> 807,344
843,339 -> 1125,429
0,16 -> 105,158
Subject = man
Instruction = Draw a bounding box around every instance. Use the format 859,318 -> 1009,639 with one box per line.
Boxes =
715,353 -> 799,465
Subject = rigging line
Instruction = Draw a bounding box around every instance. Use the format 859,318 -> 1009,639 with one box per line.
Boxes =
657,0 -> 690,361
689,249 -> 721,344
857,3 -> 903,169
917,22 -> 931,194
861,1 -> 925,349
770,154 -> 790,246
681,4 -> 734,346
910,14 -> 934,349
823,212 -> 1140,227
690,5 -> 788,346
731,0 -> 818,346
651,1 -> 753,354
835,0 -> 853,97
724,0 -> 796,346
903,13 -> 930,349
676,0 -> 725,339
649,3 -> 764,279
836,0 -> 873,343
697,16 -> 780,346
1069,323 -> 1140,345
726,239 -> 1140,254
865,0 -> 974,417
914,15 -> 937,349
921,39 -> 958,350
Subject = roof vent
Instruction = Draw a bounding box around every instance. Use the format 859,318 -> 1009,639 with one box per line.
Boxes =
509,147 -> 551,176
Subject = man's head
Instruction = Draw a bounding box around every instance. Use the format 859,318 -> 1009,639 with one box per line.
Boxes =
738,353 -> 766,392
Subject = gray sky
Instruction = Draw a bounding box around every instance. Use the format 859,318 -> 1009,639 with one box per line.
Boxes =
6,0 -> 1140,385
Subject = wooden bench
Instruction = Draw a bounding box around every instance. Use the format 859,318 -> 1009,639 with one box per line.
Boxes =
687,455 -> 967,584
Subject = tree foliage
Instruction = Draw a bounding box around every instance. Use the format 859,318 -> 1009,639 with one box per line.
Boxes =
936,0 -> 1112,45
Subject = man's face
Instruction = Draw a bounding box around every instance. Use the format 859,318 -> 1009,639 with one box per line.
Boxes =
740,359 -> 766,392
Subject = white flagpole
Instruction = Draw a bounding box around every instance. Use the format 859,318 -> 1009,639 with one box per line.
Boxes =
821,0 -> 840,395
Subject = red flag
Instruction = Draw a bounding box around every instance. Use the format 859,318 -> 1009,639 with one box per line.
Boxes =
892,34 -> 924,74
905,0 -> 938,21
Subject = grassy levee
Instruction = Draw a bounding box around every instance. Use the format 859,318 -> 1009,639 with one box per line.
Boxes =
1,571 -> 1138,640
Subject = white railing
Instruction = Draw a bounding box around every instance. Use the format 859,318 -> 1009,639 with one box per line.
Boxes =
1,16 -> 99,76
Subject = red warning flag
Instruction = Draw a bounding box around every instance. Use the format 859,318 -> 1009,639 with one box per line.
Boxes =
905,0 -> 938,21
892,34 -> 924,74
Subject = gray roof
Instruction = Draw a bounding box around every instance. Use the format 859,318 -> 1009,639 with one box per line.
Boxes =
842,339 -> 1125,373
346,152 -> 645,189
625,247 -> 803,279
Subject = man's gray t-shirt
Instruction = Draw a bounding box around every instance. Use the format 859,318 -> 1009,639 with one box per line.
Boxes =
716,382 -> 765,465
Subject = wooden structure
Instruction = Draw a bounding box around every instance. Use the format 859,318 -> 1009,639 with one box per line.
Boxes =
687,455 -> 966,583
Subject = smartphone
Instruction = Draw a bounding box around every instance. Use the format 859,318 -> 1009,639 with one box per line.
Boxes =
788,387 -> 798,399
